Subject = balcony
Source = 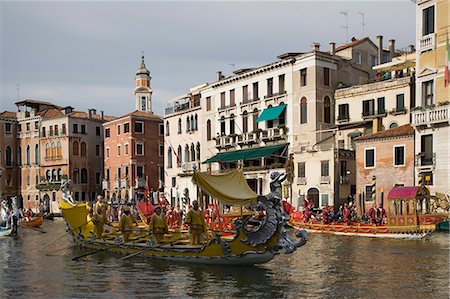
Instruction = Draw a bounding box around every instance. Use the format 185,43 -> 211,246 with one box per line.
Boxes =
337,115 -> 349,123
114,179 -> 120,189
362,110 -> 387,119
415,152 -> 436,170
297,177 -> 307,185
102,180 -> 110,190
320,176 -> 330,184
411,105 -> 450,127
389,107 -> 407,116
264,91 -> 287,102
215,135 -> 236,149
419,33 -> 435,52
121,178 -> 128,189
261,127 -> 287,142
237,132 -> 259,146
218,104 -> 236,112
181,161 -> 200,172
340,176 -> 349,184
36,181 -> 62,191
135,177 -> 146,188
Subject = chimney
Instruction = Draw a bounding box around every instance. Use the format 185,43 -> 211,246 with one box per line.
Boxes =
92,109 -> 97,115
63,106 -> 73,115
88,109 -> 93,119
408,44 -> 415,53
377,35 -> 383,65
312,42 -> 320,52
389,39 -> 395,61
101,111 -> 104,120
329,42 -> 336,55
216,71 -> 223,81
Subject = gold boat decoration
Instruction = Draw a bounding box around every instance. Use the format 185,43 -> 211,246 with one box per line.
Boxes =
59,170 -> 307,265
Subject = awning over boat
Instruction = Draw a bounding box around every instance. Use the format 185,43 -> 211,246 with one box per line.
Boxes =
192,169 -> 258,205
387,185 -> 430,199
256,104 -> 286,122
203,144 -> 287,164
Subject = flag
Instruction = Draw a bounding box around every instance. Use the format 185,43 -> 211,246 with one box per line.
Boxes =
144,175 -> 151,204
445,33 -> 449,87
164,139 -> 181,165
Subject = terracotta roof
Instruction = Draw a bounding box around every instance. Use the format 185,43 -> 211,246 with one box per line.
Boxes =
69,111 -> 116,122
0,111 -> 17,119
355,124 -> 415,142
15,99 -> 60,108
120,110 -> 162,120
335,37 -> 375,52
37,108 -> 65,119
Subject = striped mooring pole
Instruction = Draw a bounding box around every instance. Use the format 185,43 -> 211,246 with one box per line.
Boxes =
371,176 -> 376,202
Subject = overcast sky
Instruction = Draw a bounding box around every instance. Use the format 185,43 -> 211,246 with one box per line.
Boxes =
0,1 -> 416,117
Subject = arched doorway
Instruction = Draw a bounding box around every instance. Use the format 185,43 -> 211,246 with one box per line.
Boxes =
43,194 -> 50,214
307,187 -> 320,208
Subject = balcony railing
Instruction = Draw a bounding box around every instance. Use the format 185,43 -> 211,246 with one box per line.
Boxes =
340,176 -> 349,184
181,161 -> 200,172
215,135 -> 236,149
415,152 -> 436,168
135,177 -> 146,188
114,180 -> 120,189
297,177 -> 307,185
102,180 -> 110,190
320,176 -> 330,184
362,110 -> 386,119
337,115 -> 349,122
237,132 -> 259,145
261,127 -> 287,141
412,105 -> 450,127
419,33 -> 435,52
121,178 -> 128,189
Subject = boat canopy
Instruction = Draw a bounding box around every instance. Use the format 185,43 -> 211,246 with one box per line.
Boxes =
387,185 -> 430,200
192,169 -> 258,206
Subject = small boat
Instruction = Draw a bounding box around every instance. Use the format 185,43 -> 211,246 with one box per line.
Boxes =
290,185 -> 449,239
20,215 -> 44,228
0,227 -> 12,237
59,170 -> 307,265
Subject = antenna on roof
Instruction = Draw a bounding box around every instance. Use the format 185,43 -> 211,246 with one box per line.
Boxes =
340,10 -> 349,43
358,12 -> 366,36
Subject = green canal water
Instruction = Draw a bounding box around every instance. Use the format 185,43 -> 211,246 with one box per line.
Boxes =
0,218 -> 448,298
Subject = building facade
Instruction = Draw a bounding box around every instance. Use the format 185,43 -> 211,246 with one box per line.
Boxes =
412,0 -> 450,195
0,111 -> 20,203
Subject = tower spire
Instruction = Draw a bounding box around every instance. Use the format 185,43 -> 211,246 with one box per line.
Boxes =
134,52 -> 153,113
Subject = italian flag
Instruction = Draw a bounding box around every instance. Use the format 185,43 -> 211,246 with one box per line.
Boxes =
446,34 -> 450,87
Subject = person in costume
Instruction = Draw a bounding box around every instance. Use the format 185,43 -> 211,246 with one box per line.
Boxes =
119,206 -> 136,242
185,200 -> 207,245
91,195 -> 111,239
150,206 -> 168,243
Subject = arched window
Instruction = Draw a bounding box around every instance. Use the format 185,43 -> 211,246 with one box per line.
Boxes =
5,145 -> 12,166
45,143 -> 50,158
35,174 -> 39,184
186,116 -> 190,132
165,121 -> 170,136
81,142 -> 87,156
191,143 -> 195,161
167,148 -> 173,168
73,168 -> 79,184
58,168 -> 63,181
185,145 -> 190,162
252,108 -> 259,132
26,145 -> 30,165
267,105 -> 274,128
300,97 -> 307,124
324,96 -> 331,123
51,142 -> 56,158
80,168 -> 88,184
190,115 -> 194,131
46,170 -> 51,181
196,142 -> 201,161
35,195 -> 39,202
57,142 -> 62,157
206,120 -> 212,141
194,114 -> 198,130
242,111 -> 248,133
27,175 -> 30,186
17,146 -> 22,166
229,114 -> 235,135
52,169 -> 57,181
177,146 -> 182,167
35,144 -> 39,164
73,141 -> 79,156
220,116 -> 226,136
389,122 -> 398,129
178,118 -> 182,134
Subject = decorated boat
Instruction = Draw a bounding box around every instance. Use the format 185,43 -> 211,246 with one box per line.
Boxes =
59,171 -> 307,265
290,185 -> 449,239
20,215 -> 44,228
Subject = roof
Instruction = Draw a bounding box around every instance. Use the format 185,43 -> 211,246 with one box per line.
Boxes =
0,111 -> 17,119
120,110 -> 162,120
387,185 -> 429,199
70,111 -> 116,122
37,108 -> 65,119
355,124 -> 414,142
335,37 -> 376,52
15,99 -> 61,108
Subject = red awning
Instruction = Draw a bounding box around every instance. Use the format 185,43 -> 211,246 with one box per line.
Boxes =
387,186 -> 420,199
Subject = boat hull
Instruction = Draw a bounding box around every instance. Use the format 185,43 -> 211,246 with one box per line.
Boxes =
20,216 -> 44,228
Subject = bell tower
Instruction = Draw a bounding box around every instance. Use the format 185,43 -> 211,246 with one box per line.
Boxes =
134,54 -> 153,113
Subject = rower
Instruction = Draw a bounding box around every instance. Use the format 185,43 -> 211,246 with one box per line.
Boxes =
185,200 -> 207,245
150,206 -> 168,243
119,206 -> 136,242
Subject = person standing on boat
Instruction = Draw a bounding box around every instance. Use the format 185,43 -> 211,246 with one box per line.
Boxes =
377,204 -> 387,226
322,205 -> 331,224
185,200 -> 207,245
368,204 -> 377,225
150,206 -> 168,243
92,195 -> 111,239
119,206 -> 136,242
343,203 -> 352,225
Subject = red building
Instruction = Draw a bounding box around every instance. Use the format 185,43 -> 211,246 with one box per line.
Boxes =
103,110 -> 164,203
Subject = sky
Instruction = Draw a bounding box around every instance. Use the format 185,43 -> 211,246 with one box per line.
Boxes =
0,1 -> 416,117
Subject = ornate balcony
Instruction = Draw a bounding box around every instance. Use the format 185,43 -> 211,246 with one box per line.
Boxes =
215,135 -> 236,149
412,105 -> 450,127
419,33 -> 435,52
237,132 -> 259,145
415,152 -> 436,170
320,176 -> 330,184
181,161 -> 200,172
261,127 -> 287,142
297,177 -> 307,185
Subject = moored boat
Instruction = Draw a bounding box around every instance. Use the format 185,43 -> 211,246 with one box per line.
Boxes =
59,170 -> 307,265
20,215 -> 44,228
290,185 -> 449,239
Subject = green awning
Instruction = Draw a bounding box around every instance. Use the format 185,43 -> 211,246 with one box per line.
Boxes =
203,144 -> 287,164
256,104 -> 286,122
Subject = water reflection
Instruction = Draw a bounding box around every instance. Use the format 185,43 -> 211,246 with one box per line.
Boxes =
0,219 -> 448,298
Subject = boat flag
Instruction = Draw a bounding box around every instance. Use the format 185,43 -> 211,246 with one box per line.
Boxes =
164,138 -> 181,166
445,32 -> 449,87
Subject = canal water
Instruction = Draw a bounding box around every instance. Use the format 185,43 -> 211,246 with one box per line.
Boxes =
0,218 -> 448,298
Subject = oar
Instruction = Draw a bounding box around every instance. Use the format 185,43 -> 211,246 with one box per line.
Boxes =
21,225 -> 46,233
72,247 -> 109,261
35,220 -> 91,251
45,240 -> 89,256
120,234 -> 189,261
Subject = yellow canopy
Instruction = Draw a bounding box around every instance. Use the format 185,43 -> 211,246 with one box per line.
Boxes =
192,169 -> 258,206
